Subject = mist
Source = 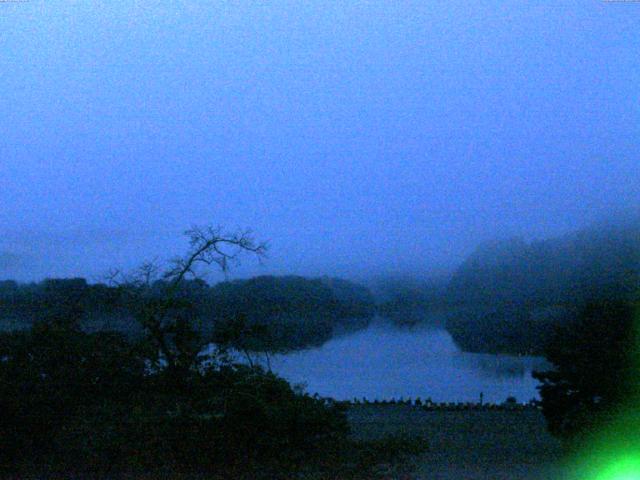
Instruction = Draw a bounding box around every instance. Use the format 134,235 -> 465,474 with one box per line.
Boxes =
1,1 -> 638,282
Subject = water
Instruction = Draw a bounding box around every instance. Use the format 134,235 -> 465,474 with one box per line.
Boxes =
265,320 -> 549,404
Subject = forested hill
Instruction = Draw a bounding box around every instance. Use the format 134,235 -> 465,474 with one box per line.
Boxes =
208,275 -> 375,351
375,276 -> 450,327
0,275 -> 375,352
445,219 -> 640,354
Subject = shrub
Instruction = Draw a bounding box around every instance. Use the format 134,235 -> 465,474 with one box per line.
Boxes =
0,322 -> 350,478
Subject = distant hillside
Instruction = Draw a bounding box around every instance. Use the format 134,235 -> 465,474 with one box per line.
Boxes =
445,219 -> 640,354
0,275 -> 375,352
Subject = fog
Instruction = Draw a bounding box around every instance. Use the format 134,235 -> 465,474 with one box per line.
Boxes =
1,1 -> 638,282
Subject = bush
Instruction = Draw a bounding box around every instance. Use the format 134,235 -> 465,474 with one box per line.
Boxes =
0,322 -> 351,478
533,299 -> 639,440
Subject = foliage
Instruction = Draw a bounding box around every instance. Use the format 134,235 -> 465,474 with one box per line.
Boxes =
319,276 -> 377,321
0,277 -> 135,334
0,227 -> 385,478
445,303 -> 566,355
445,221 -> 640,354
376,277 -> 450,327
0,319 -> 147,472
0,274 -> 375,353
0,318 -> 354,477
532,299 -> 640,440
210,275 -> 374,352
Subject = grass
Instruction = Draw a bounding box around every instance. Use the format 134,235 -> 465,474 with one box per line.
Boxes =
346,404 -> 568,480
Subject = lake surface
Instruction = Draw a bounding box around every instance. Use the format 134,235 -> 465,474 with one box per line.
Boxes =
266,320 -> 549,404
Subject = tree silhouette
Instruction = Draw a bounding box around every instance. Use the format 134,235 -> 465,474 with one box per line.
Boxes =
533,299 -> 639,440
110,226 -> 267,373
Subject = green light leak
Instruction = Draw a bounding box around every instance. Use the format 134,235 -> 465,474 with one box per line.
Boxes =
594,456 -> 640,480
566,302 -> 640,480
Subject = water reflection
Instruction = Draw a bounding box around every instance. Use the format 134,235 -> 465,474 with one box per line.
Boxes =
452,353 -> 550,380
268,319 -> 549,404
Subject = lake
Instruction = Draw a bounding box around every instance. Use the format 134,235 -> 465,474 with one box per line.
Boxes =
266,319 -> 549,404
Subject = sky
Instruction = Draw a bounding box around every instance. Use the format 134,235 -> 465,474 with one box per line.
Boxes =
0,0 -> 639,283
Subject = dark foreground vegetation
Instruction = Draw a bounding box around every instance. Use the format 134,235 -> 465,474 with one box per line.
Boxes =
533,299 -> 640,444
0,320 -> 343,477
0,318 -> 431,479
0,227 -> 414,479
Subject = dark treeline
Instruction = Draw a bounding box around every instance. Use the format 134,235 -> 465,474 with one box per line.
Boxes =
375,217 -> 640,355
211,275 -> 375,352
7,217 -> 638,358
375,276 -> 449,327
0,274 -> 375,353
445,219 -> 640,355
0,228 -> 421,479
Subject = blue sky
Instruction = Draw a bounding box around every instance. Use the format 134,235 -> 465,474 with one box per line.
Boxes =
1,1 -> 639,281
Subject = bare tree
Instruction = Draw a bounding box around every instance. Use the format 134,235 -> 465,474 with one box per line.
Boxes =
110,226 -> 267,372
